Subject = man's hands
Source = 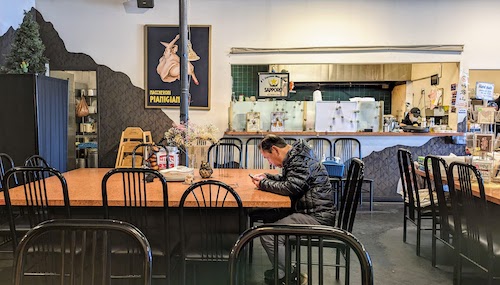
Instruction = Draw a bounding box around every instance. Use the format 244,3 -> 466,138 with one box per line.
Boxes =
249,173 -> 266,188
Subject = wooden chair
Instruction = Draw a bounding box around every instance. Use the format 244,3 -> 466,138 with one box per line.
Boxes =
397,148 -> 433,256
228,224 -> 374,285
12,219 -> 152,285
102,168 -> 172,284
178,180 -> 244,285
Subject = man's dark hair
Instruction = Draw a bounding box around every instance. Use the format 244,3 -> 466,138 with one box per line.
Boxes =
259,134 -> 287,152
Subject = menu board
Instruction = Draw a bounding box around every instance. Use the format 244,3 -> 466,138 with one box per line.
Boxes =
475,82 -> 494,100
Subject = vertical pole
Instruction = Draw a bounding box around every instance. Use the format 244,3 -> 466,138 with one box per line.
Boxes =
179,0 -> 189,166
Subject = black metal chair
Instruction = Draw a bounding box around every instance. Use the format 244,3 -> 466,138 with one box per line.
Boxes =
245,137 -> 269,169
424,155 -> 456,270
0,153 -> 17,251
102,167 -> 171,284
333,138 -> 374,211
207,142 -> 242,169
178,180 -> 244,285
282,137 -> 298,145
0,153 -> 17,188
131,143 -> 169,168
2,167 -> 71,251
294,157 -> 365,284
23,155 -> 50,168
397,148 -> 433,256
306,137 -> 333,160
218,137 -> 243,150
448,162 -> 499,284
228,224 -> 374,285
12,219 -> 153,285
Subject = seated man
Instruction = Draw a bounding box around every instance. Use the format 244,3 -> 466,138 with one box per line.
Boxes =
250,134 -> 336,285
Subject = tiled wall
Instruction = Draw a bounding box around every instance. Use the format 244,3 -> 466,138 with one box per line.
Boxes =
231,65 -> 269,99
231,65 -> 393,114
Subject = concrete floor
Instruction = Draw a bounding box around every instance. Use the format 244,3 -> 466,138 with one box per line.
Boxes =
0,202 -> 495,284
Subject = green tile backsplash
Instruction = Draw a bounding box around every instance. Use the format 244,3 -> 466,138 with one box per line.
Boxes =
231,65 -> 393,114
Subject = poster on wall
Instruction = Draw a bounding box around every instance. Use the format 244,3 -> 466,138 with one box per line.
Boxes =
144,25 -> 211,109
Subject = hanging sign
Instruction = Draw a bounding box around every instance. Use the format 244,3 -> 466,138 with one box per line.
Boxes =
258,73 -> 289,99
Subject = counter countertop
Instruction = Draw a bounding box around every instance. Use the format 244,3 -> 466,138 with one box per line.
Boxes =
225,131 -> 464,137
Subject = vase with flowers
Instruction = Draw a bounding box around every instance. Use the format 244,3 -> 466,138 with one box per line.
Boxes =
164,122 -> 219,168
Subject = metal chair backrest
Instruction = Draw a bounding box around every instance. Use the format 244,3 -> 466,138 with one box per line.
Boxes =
397,148 -> 421,218
131,143 -> 168,168
179,180 -> 244,261
0,153 -> 17,188
447,162 -> 492,264
229,224 -> 374,285
102,167 -> 170,283
23,155 -> 50,168
218,137 -> 243,150
245,137 -> 267,169
2,167 -> 71,250
12,219 -> 152,285
337,158 -> 365,232
424,155 -> 454,238
334,138 -> 362,177
208,142 -> 242,169
282,137 -> 298,145
306,138 -> 333,160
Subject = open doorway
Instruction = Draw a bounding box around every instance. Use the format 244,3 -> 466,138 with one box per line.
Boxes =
50,70 -> 98,170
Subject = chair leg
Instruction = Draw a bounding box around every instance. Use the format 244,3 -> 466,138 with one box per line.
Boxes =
416,212 -> 421,256
369,181 -> 374,211
335,247 -> 340,280
456,252 -> 462,285
345,247 -> 350,285
431,220 -> 436,267
403,207 -> 407,243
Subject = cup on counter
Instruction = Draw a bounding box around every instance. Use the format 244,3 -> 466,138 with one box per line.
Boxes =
238,95 -> 244,102
250,96 -> 256,102
87,89 -> 94,96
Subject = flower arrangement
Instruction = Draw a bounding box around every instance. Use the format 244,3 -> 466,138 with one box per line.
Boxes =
164,122 -> 219,148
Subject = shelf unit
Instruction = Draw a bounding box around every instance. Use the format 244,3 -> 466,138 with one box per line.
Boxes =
75,88 -> 99,168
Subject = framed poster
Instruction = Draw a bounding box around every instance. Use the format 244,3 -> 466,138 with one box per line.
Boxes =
144,25 -> 211,109
258,73 -> 289,99
475,133 -> 495,152
270,112 -> 285,132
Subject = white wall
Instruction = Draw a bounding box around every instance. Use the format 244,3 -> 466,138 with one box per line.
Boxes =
0,0 -> 35,34
25,0 -> 500,136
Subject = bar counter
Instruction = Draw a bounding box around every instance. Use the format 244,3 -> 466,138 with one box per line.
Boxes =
225,131 -> 466,202
225,131 -> 463,137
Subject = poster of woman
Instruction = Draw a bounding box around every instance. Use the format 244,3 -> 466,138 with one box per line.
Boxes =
144,25 -> 211,109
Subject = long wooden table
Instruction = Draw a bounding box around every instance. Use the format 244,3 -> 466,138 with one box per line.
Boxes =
3,168 -> 291,208
415,167 -> 500,205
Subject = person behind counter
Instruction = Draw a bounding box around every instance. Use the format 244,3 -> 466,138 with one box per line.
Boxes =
400,107 -> 421,126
